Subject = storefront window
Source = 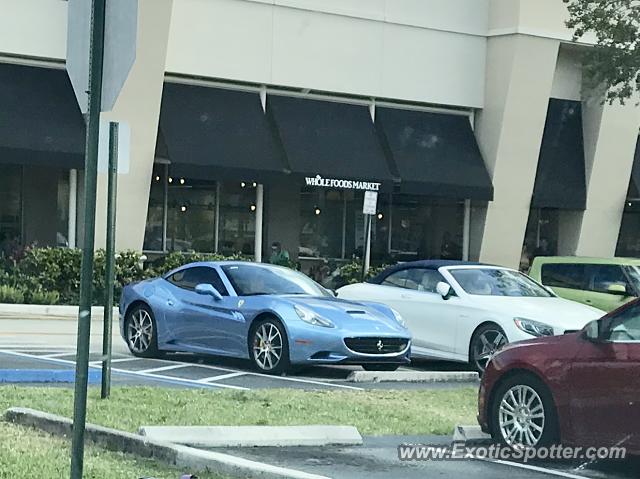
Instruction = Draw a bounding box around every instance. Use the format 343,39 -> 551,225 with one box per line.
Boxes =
522,208 -> 559,270
56,171 -> 70,247
143,165 -> 257,256
0,165 -> 22,255
299,188 -> 347,259
218,182 -> 256,256
390,195 -> 464,261
616,201 -> 640,257
167,176 -> 217,253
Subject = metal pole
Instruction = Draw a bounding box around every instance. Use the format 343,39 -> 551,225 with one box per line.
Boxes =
463,199 -> 471,261
68,169 -> 77,248
254,184 -> 264,262
101,122 -> 118,399
361,214 -> 372,281
70,0 -> 106,477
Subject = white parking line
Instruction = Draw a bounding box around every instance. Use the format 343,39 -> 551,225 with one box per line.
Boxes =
0,350 -> 248,391
40,352 -> 77,358
197,372 -> 246,383
481,458 -> 593,479
137,363 -> 192,374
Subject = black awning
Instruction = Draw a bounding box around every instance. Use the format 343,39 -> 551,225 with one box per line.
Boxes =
0,63 -> 85,168
159,83 -> 288,182
375,107 -> 493,200
531,99 -> 586,210
267,95 -> 395,189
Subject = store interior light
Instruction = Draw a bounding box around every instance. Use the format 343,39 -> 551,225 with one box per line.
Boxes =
179,178 -> 185,185
155,175 -> 160,182
168,177 -> 173,184
241,182 -> 246,188
180,205 -> 187,212
314,207 -> 321,215
377,212 -> 384,220
252,182 -> 257,188
629,202 -> 633,207
250,204 -> 257,212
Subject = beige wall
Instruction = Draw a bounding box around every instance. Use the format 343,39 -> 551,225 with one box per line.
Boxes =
476,35 -> 559,268
574,96 -> 640,256
93,0 -> 174,251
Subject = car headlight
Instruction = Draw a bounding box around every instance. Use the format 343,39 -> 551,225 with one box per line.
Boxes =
294,305 -> 335,328
514,318 -> 554,337
390,308 -> 407,328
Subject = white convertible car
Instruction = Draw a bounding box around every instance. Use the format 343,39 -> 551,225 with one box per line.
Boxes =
336,260 -> 604,372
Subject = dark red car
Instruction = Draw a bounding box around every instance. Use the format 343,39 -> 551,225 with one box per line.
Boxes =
478,298 -> 640,451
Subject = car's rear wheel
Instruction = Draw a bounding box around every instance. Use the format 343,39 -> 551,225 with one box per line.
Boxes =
125,304 -> 159,358
469,324 -> 507,374
249,318 -> 290,375
491,373 -> 559,448
362,364 -> 400,372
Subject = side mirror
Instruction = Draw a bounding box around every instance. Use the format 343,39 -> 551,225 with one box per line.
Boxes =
583,319 -> 601,342
436,281 -> 452,300
607,284 -> 628,296
195,283 -> 223,301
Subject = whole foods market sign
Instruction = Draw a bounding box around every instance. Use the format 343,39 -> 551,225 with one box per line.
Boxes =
305,175 -> 381,192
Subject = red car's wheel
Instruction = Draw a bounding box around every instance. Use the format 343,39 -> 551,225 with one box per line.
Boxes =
491,373 -> 559,448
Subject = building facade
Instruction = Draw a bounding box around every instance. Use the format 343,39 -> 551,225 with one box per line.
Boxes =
1,0 -> 640,280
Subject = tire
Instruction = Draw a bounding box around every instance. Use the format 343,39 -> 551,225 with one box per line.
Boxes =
491,373 -> 559,448
469,323 -> 508,374
124,303 -> 159,358
249,317 -> 291,375
362,364 -> 400,372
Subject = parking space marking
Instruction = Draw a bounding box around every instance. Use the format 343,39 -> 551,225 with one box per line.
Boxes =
137,363 -> 192,374
197,372 -> 246,383
0,350 -> 249,391
480,458 -> 591,479
0,347 -> 364,390
40,352 -> 77,358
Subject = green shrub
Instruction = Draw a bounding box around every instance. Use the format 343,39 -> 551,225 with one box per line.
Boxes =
0,285 -> 25,304
25,288 -> 60,305
337,261 -> 387,285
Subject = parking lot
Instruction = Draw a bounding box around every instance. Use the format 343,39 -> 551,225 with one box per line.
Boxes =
0,344 -> 478,391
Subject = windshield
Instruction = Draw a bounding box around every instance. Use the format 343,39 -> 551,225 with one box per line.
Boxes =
222,264 -> 330,297
623,265 -> 640,293
449,268 -> 553,297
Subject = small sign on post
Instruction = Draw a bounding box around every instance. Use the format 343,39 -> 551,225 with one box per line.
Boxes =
362,190 -> 378,215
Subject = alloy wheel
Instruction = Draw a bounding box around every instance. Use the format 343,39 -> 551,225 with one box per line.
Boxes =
473,329 -> 506,372
253,322 -> 283,371
499,384 -> 545,447
127,308 -> 153,354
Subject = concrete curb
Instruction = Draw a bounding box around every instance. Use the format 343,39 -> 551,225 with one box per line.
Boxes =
139,425 -> 363,448
4,407 -> 330,479
0,303 -> 119,321
0,369 -> 102,384
452,425 -> 493,445
346,370 -> 479,383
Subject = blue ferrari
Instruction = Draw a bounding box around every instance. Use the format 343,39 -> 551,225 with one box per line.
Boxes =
119,261 -> 411,374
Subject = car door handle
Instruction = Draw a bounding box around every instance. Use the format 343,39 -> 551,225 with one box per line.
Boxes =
167,300 -> 175,307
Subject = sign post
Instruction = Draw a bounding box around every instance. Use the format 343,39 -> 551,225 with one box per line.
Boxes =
101,122 -> 119,399
361,190 -> 378,281
66,0 -> 137,476
69,1 -> 106,477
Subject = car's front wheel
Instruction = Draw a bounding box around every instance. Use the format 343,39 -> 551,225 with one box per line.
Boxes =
362,364 -> 400,371
469,323 -> 507,374
125,304 -> 159,358
491,374 -> 559,448
249,318 -> 291,375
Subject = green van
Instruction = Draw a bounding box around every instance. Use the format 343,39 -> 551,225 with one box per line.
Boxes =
529,256 -> 640,312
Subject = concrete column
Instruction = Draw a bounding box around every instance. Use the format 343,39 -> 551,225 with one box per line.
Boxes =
572,96 -> 640,256
475,35 -> 559,268
94,0 -> 173,251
